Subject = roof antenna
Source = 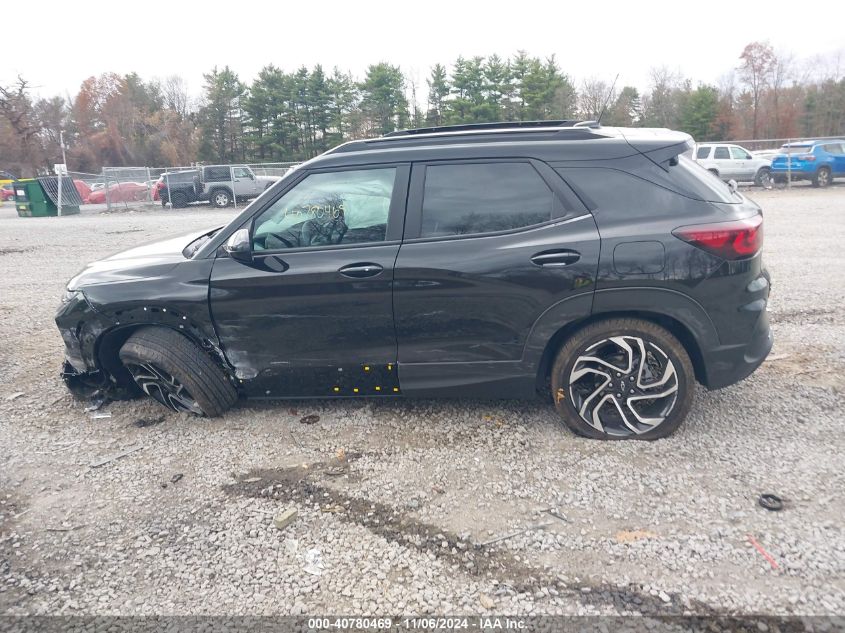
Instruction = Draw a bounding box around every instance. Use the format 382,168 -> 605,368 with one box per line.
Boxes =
597,74 -> 620,125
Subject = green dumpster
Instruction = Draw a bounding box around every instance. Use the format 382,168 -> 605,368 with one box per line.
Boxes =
13,178 -> 81,217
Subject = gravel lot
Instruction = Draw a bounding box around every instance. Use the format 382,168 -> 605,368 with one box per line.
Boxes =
0,184 -> 843,617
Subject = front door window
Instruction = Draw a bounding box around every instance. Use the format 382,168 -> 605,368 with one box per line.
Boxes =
252,168 -> 397,250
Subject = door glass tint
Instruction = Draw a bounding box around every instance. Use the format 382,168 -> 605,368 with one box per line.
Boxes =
730,147 -> 750,160
696,146 -> 711,159
252,168 -> 396,250
421,163 -> 553,238
714,147 -> 730,159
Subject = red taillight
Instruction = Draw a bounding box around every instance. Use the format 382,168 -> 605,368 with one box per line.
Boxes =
673,214 -> 763,260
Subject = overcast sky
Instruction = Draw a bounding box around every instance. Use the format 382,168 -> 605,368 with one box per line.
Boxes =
6,0 -> 845,102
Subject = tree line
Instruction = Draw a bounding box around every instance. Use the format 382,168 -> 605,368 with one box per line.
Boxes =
1,43 -> 844,177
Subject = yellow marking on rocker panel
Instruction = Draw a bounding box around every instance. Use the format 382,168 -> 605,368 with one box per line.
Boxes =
393,387 -> 399,392
333,386 -> 340,393
387,364 -> 393,370
353,387 -> 359,393
375,386 -> 381,391
364,365 -> 370,371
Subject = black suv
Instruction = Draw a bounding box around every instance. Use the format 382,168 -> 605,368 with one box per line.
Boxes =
56,121 -> 772,440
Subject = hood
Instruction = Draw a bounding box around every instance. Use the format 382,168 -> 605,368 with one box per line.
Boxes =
67,227 -> 219,290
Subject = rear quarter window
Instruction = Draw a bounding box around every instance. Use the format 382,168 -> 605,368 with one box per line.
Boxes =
696,146 -> 711,159
557,157 -> 737,213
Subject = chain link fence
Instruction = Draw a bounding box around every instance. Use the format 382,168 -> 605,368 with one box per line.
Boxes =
67,162 -> 298,212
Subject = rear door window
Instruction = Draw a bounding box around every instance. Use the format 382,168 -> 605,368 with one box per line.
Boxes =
714,147 -> 730,159
419,162 -> 554,238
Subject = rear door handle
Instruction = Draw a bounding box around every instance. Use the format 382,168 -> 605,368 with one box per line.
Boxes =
338,263 -> 384,278
531,250 -> 581,267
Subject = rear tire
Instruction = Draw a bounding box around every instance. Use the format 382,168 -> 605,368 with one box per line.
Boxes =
211,189 -> 231,208
170,192 -> 188,208
550,318 -> 695,440
119,327 -> 237,417
812,166 -> 832,188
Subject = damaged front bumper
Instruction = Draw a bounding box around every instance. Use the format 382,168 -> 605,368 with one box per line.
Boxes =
55,290 -> 113,398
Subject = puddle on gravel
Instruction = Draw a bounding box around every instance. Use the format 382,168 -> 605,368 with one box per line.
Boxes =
223,455 -> 717,616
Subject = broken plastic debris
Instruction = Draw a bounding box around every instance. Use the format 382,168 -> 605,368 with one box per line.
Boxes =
5,392 -> 24,401
85,391 -> 109,412
299,414 -> 319,425
90,412 -> 112,419
303,548 -> 323,576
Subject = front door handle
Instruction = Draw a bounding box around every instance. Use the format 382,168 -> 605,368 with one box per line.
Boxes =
338,263 -> 384,278
531,250 -> 581,267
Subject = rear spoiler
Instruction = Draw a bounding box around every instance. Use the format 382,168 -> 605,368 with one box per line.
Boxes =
620,128 -> 695,165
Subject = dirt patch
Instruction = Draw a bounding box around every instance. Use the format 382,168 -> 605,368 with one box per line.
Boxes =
224,455 -> 716,616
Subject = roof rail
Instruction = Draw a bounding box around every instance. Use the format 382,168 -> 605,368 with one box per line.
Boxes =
383,120 -> 583,137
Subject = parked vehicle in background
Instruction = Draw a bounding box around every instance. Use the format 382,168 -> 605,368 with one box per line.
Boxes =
1,184 -> 14,201
152,170 -> 201,207
73,179 -> 92,204
770,140 -> 845,187
694,143 -> 772,186
152,165 -> 279,208
87,181 -> 150,204
57,121 -> 772,441
0,170 -> 16,187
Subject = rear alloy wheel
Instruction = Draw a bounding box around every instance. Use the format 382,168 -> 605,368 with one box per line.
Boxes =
119,327 -> 237,417
754,166 -> 772,188
211,189 -> 231,207
551,319 -> 694,440
812,166 -> 832,188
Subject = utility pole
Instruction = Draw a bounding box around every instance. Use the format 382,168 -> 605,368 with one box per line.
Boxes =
56,131 -> 68,217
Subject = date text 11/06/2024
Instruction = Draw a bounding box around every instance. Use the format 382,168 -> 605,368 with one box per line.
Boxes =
307,618 -> 527,630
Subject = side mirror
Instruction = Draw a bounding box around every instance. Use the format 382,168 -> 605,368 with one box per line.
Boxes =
224,228 -> 252,263
727,179 -> 738,194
